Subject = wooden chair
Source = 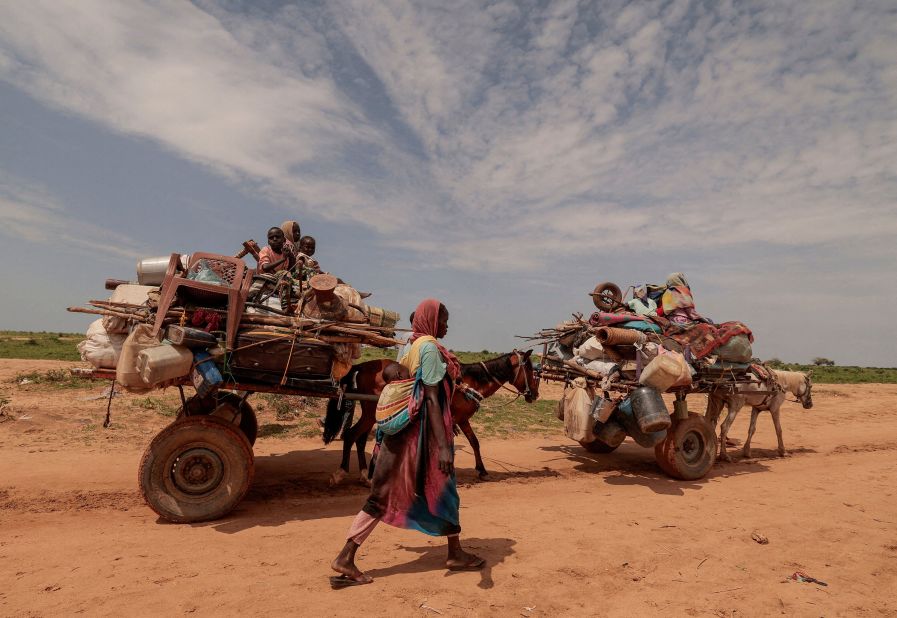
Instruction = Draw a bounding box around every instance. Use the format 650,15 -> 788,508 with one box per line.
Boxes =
151,253 -> 254,350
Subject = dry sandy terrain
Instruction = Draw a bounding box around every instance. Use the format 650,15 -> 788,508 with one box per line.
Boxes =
2,359 -> 896,617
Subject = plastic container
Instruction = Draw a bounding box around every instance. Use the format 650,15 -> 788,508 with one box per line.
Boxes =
615,398 -> 666,448
137,344 -> 193,385
640,352 -> 690,392
116,324 -> 161,392
630,386 -> 672,433
191,351 -> 223,398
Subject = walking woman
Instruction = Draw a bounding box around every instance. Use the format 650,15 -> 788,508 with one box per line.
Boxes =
331,298 -> 485,587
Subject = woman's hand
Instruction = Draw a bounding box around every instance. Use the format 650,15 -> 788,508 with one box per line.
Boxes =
438,445 -> 454,475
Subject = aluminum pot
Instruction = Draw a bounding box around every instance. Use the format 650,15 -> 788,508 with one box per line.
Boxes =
136,256 -> 171,286
137,255 -> 190,285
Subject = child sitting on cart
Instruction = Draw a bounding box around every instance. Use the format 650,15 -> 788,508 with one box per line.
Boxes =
295,235 -> 323,280
258,227 -> 296,273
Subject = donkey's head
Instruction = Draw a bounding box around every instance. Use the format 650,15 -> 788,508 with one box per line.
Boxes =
800,372 -> 814,409
510,349 -> 539,403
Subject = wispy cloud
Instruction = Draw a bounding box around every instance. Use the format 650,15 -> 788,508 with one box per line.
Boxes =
0,171 -> 146,260
1,0 -> 895,273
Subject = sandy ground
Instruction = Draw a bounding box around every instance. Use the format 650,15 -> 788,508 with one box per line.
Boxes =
1,359 -> 896,617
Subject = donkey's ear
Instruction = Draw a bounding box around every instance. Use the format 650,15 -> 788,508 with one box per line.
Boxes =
523,349 -> 533,359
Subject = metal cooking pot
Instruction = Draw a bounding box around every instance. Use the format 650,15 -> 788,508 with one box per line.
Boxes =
137,255 -> 190,285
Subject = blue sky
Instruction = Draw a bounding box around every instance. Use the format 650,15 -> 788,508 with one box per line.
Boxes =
1,1 -> 895,365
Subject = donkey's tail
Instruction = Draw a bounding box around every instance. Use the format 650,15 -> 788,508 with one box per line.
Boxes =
322,366 -> 361,444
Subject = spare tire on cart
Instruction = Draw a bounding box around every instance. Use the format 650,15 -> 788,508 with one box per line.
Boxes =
590,282 -> 622,311
139,415 -> 254,523
654,413 -> 717,480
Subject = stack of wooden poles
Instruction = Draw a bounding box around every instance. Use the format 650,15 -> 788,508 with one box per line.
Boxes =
68,300 -> 403,349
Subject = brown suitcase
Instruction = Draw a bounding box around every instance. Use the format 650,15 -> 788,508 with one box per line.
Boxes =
229,332 -> 335,380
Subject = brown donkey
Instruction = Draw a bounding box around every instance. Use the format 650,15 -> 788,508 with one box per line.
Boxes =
324,350 -> 538,485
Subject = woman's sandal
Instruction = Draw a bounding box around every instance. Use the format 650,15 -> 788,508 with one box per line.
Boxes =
446,555 -> 486,571
329,574 -> 373,589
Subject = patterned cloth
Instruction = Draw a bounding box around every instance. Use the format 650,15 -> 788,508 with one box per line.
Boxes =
360,298 -> 461,537
665,321 -> 753,359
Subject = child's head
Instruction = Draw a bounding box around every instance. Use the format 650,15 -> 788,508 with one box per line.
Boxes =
383,362 -> 410,383
267,227 -> 285,253
299,235 -> 316,256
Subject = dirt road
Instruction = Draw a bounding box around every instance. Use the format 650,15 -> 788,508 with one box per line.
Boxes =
2,360 -> 896,616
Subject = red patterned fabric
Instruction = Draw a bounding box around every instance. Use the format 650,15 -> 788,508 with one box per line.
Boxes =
665,321 -> 753,359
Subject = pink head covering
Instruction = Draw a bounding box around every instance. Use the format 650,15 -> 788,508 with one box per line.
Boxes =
411,298 -> 442,338
409,298 -> 460,380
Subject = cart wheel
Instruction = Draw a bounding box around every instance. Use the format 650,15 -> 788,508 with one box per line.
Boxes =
139,415 -> 254,523
180,392 -> 258,447
654,413 -> 717,480
579,439 -> 619,454
591,282 -> 622,311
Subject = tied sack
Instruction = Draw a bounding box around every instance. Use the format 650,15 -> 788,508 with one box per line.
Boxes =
78,319 -> 126,369
563,377 -> 597,442
574,336 -> 605,361
640,348 -> 692,392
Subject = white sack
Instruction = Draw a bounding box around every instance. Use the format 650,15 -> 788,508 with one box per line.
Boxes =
78,319 -> 126,369
574,336 -> 605,361
563,377 -> 597,442
102,284 -> 158,334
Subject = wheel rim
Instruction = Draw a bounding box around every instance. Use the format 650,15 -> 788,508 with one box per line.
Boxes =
171,447 -> 225,495
680,430 -> 706,466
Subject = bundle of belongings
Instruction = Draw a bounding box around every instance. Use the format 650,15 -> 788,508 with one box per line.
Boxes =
533,272 -> 755,447
72,242 -> 401,398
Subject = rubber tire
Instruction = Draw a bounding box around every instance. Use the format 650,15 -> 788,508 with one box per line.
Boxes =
579,439 -> 620,454
591,282 -> 622,311
180,392 -> 258,446
139,415 -> 254,523
654,413 -> 717,480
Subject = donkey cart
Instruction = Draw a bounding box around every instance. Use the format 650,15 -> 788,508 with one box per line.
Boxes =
538,359 -> 762,480
532,281 -> 759,481
76,365 -> 378,524
70,246 -> 401,524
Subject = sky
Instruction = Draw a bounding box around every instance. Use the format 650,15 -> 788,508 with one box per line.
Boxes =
1,0 -> 895,366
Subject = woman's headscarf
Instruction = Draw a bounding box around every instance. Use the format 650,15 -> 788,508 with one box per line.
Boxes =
662,272 -> 695,312
409,298 -> 460,380
666,272 -> 689,289
280,220 -> 300,244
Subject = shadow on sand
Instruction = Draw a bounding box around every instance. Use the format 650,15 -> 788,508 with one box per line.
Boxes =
363,536 -> 516,589
539,442 -> 783,496
200,443 -> 548,534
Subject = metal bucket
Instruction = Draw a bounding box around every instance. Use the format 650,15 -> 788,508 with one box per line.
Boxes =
593,420 -> 626,448
136,256 -> 171,286
630,386 -> 672,433
616,398 -> 667,448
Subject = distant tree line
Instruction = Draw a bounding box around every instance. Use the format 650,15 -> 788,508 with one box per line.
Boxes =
765,357 -> 835,368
